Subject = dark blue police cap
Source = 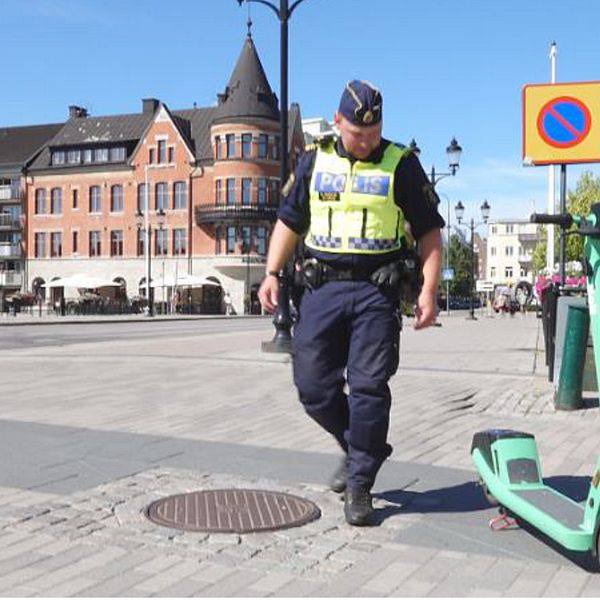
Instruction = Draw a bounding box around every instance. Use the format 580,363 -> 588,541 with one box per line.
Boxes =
338,80 -> 382,126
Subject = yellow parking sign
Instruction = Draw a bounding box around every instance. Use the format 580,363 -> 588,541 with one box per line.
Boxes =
523,81 -> 600,165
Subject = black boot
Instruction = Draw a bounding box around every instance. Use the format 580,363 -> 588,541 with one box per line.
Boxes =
329,457 -> 348,493
344,485 -> 373,526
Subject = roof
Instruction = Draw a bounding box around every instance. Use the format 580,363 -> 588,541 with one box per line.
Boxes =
0,123 -> 63,168
22,36 -> 298,172
213,36 -> 279,124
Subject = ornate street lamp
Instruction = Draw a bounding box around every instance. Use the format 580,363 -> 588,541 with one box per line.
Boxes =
455,200 -> 491,321
236,0 -> 309,353
410,137 -> 463,315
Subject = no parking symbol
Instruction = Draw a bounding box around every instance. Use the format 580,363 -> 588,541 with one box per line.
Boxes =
537,97 -> 591,148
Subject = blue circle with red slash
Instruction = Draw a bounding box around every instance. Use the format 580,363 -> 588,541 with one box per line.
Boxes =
537,96 -> 592,148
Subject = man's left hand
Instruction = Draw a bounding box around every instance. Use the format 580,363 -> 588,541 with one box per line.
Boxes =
414,288 -> 437,329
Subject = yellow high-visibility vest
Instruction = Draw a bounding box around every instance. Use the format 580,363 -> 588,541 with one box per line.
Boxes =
305,140 -> 408,254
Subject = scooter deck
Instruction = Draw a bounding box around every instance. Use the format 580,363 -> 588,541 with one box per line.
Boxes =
513,488 -> 584,529
473,448 -> 593,552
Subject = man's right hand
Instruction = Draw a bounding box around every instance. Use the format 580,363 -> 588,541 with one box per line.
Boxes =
258,274 -> 280,314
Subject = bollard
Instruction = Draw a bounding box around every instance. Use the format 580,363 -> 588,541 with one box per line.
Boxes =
554,303 -> 590,410
541,284 -> 559,380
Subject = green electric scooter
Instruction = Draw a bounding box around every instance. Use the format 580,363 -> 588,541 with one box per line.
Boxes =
472,204 -> 600,564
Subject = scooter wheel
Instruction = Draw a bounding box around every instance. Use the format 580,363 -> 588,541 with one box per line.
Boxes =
479,479 -> 499,506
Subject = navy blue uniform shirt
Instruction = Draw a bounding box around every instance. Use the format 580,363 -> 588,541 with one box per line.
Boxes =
277,137 -> 445,269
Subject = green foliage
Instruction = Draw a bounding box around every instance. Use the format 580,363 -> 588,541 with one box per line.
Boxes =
447,233 -> 472,296
566,171 -> 600,262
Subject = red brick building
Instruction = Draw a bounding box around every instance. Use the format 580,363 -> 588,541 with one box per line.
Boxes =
22,34 -> 304,314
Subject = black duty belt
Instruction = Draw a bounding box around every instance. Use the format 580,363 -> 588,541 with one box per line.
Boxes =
300,258 -> 377,290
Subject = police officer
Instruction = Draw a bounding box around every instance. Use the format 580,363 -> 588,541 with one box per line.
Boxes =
258,80 -> 444,526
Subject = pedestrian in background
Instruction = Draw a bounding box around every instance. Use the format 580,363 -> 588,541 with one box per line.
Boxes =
258,80 -> 444,526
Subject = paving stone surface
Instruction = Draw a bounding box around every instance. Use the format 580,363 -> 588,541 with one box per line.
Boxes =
0,311 -> 598,596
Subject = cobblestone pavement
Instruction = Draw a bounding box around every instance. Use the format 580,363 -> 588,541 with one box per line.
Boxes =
1,310 -> 600,596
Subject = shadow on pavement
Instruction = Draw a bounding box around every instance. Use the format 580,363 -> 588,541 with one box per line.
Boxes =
375,475 -> 599,572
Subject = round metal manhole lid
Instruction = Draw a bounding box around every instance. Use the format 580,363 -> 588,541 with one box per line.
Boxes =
146,489 -> 321,534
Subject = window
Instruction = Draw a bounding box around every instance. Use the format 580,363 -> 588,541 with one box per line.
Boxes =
34,232 -> 47,258
505,246 -> 514,256
257,178 -> 267,206
268,179 -> 279,206
52,151 -> 65,165
67,149 -> 80,164
271,136 -> 280,160
256,226 -> 267,255
110,185 -> 124,212
173,181 -> 187,210
491,226 -> 497,234
215,136 -> 221,159
506,224 -> 514,234
155,182 -> 168,212
137,183 -> 148,213
173,228 -> 187,255
242,178 -> 251,205
168,146 -> 174,163
83,149 -> 93,163
89,186 -> 101,213
50,232 -> 62,257
89,231 -> 102,256
155,228 -> 168,255
226,178 -> 235,205
490,247 -> 496,256
241,225 -> 251,253
242,134 -> 252,158
226,134 -> 235,158
227,227 -> 237,254
72,188 -> 79,209
149,148 -> 155,164
158,140 -> 167,164
137,229 -> 147,257
490,267 -> 496,278
72,230 -> 78,254
110,147 -> 125,162
227,226 -> 236,253
258,134 -> 268,159
35,189 -> 47,215
95,148 -> 109,162
215,180 -> 222,204
505,266 -> 513,278
110,230 -> 123,256
50,188 -> 62,214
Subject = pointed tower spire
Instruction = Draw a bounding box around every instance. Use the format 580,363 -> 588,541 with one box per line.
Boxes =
214,36 -> 279,123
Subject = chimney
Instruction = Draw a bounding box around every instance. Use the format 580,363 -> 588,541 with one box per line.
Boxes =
142,98 -> 160,114
69,105 -> 88,118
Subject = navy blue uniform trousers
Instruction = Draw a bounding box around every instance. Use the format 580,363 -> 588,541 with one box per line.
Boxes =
292,280 -> 401,489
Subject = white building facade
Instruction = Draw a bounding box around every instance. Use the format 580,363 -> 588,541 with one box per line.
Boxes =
485,219 -> 541,286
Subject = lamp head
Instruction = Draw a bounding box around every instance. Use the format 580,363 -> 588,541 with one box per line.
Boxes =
480,200 -> 491,222
446,137 -> 462,175
409,138 -> 421,157
454,200 -> 465,223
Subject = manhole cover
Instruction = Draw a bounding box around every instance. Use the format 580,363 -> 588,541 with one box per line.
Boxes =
146,489 -> 321,534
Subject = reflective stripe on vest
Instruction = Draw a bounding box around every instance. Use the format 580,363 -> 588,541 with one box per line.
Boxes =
305,141 -> 408,255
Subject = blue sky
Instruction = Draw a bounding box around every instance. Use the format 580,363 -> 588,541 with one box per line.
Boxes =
3,0 -> 600,221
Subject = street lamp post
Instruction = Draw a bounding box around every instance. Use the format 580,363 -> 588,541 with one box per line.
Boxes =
144,165 -> 154,317
237,0 -> 308,353
455,200 -> 491,321
409,137 -> 462,315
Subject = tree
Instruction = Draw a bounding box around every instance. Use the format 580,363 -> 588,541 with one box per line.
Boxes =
447,233 -> 472,297
531,171 -> 600,274
565,171 -> 600,263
